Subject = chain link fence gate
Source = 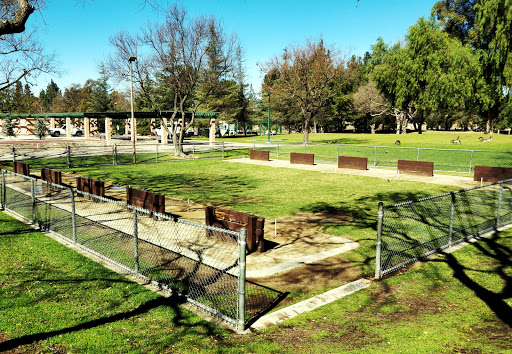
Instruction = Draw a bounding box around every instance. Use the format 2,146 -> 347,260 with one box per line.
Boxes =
375,178 -> 512,279
0,169 -> 282,330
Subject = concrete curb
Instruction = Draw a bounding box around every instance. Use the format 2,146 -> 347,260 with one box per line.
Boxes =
246,278 -> 372,332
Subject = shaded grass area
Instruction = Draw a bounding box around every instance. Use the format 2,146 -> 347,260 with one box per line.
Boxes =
1,212 -> 510,353
236,231 -> 512,353
68,159 -> 456,277
0,212 -> 233,353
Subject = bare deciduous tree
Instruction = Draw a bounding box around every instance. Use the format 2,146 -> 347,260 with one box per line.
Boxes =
107,5 -> 237,156
261,39 -> 344,143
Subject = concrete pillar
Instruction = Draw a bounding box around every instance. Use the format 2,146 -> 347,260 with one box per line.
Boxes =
209,118 -> 216,146
161,118 -> 168,145
105,117 -> 112,145
66,117 -> 71,138
50,117 -> 55,129
84,117 -> 90,140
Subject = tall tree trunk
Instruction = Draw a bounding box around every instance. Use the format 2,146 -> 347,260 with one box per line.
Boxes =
303,113 -> 311,143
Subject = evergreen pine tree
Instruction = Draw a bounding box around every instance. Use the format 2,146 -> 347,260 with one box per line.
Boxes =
35,118 -> 47,140
2,116 -> 18,138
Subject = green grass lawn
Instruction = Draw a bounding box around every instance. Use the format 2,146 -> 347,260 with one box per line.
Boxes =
1,211 -> 510,353
217,131 -> 512,151
66,159 -> 458,278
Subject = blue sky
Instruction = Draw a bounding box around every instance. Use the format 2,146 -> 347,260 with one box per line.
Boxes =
30,0 -> 438,95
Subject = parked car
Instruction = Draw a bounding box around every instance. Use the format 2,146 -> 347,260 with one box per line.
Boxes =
48,124 -> 83,137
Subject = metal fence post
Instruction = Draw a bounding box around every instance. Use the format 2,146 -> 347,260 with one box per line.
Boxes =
193,144 -> 195,160
1,169 -> 5,210
469,150 -> 474,174
237,227 -> 247,330
304,143 -> 307,154
336,144 -> 339,163
449,192 -> 455,247
114,144 -> 118,165
67,145 -> 71,168
375,202 -> 384,279
277,141 -> 280,158
497,182 -> 503,227
374,146 -> 377,167
31,179 -> 37,224
71,189 -> 77,243
133,208 -> 139,273
12,146 -> 15,163
417,148 -> 420,161
222,141 -> 225,159
156,144 -> 159,163
253,138 -> 255,150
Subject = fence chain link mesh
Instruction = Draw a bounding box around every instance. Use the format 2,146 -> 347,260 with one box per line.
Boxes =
376,179 -> 512,278
0,142 -> 248,169
0,169 -> 283,328
253,140 -> 512,173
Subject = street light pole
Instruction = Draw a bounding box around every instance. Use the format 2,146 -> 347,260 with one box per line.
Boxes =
129,55 -> 137,164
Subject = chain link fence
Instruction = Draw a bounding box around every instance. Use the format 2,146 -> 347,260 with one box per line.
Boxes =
0,169 -> 282,329
375,178 -> 512,278
0,142 -> 247,169
253,139 -> 512,173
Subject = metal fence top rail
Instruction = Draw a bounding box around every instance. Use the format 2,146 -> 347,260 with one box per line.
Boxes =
0,111 -> 218,119
384,177 -> 512,210
252,139 -> 512,154
2,169 -> 241,238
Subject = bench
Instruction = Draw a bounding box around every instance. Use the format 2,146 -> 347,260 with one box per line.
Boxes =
250,150 -> 270,161
126,187 -> 165,214
290,152 -> 314,165
40,168 -> 62,185
474,166 -> 512,183
13,161 -> 30,176
338,156 -> 367,170
397,160 -> 434,177
76,176 -> 105,198
205,206 -> 265,254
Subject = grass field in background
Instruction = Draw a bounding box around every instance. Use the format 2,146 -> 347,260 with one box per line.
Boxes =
216,131 -> 512,151
1,211 -> 510,353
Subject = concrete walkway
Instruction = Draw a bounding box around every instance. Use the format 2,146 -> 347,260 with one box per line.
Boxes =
246,278 -> 372,332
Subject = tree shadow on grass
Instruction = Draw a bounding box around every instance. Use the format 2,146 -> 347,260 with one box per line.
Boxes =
431,232 -> 512,327
0,292 -> 222,352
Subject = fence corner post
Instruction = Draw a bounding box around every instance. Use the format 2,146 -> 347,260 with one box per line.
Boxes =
71,188 -> 77,243
66,145 -> 71,168
1,169 -> 5,210
449,192 -> 455,247
133,208 -> 139,273
237,227 -> 247,331
497,181 -> 504,228
375,202 -> 384,280
31,178 -> 37,225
